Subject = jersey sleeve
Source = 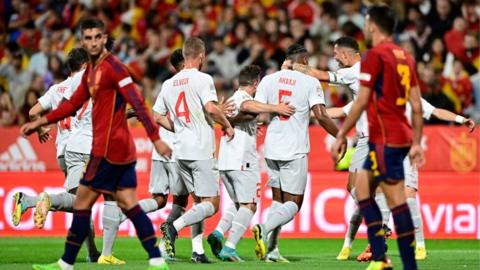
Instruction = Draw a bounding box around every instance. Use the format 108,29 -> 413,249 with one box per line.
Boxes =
152,88 -> 168,115
230,91 -> 252,117
254,77 -> 269,103
328,67 -> 356,85
199,75 -> 218,105
64,71 -> 84,100
359,50 -> 382,89
420,98 -> 435,120
308,79 -> 325,108
111,59 -> 160,142
46,73 -> 90,124
342,101 -> 353,115
38,85 -> 55,110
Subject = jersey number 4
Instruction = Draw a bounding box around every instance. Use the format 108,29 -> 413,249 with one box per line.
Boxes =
175,91 -> 191,123
395,64 -> 411,106
278,89 -> 292,121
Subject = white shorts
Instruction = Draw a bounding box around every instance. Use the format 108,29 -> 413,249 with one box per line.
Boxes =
65,151 -> 89,192
57,155 -> 67,176
265,155 -> 308,195
177,159 -> 220,197
220,169 -> 260,204
349,136 -> 369,173
149,160 -> 188,196
403,157 -> 418,190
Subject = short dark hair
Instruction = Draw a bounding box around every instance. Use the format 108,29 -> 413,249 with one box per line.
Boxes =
286,44 -> 308,61
367,5 -> 397,35
170,49 -> 184,71
238,65 -> 261,87
334,36 -> 359,52
79,18 -> 106,34
66,48 -> 89,72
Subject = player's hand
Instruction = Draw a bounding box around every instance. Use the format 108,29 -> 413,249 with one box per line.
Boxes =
292,63 -> 312,75
409,144 -> 425,169
153,139 -> 172,160
20,118 -> 45,137
275,102 -> 296,117
331,135 -> 347,163
281,60 -> 292,70
37,126 -> 51,143
126,108 -> 138,119
224,126 -> 235,141
463,118 -> 476,133
218,97 -> 235,117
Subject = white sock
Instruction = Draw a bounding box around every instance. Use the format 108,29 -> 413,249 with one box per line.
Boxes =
102,201 -> 121,256
191,231 -> 205,254
225,207 -> 254,249
139,198 -> 159,214
57,259 -> 73,270
166,204 -> 185,223
407,197 -> 425,248
267,201 -> 282,252
49,192 -> 75,212
343,207 -> 362,248
23,194 -> 37,208
215,206 -> 237,235
375,193 -> 391,225
149,257 -> 165,266
264,201 -> 298,233
173,202 -> 215,232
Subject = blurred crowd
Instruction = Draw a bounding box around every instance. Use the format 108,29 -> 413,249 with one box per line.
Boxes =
0,0 -> 479,127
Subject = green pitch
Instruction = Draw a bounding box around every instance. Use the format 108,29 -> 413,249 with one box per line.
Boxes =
0,237 -> 478,270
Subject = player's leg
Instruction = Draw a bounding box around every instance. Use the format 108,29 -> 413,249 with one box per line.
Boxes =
265,187 -> 288,262
166,162 -> 188,224
403,157 -> 426,260
219,170 -> 259,262
208,171 -> 237,259
189,194 -> 209,263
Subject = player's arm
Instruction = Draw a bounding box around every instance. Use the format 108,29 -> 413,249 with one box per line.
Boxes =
312,104 -> 339,136
204,101 -> 234,136
20,76 -> 90,136
408,84 -> 424,167
292,63 -> 330,81
326,107 -> 347,119
241,100 -> 295,116
154,112 -> 174,132
431,108 -> 476,132
228,111 -> 257,126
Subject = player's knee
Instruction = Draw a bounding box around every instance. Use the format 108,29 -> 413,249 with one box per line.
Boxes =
153,194 -> 168,209
404,186 -> 417,198
241,203 -> 257,213
172,194 -> 189,207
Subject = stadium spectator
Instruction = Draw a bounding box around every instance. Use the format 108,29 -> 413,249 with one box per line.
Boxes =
18,88 -> 40,125
444,17 -> 468,60
0,45 -> 32,109
441,59 -> 473,113
28,37 -> 51,76
0,89 -> 18,127
43,53 -> 66,89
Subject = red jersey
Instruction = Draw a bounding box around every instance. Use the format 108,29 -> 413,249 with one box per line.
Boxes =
46,53 -> 159,164
359,41 -> 418,146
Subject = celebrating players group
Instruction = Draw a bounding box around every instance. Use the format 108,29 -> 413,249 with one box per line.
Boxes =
15,4 -> 476,270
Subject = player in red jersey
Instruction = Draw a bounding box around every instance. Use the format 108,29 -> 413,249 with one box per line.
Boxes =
21,18 -> 171,270
332,5 -> 424,270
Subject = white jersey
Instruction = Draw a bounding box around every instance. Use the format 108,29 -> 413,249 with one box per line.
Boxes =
38,78 -> 73,158
152,90 -> 176,162
64,70 -> 93,155
255,70 -> 325,160
330,62 -> 368,137
406,98 -> 436,123
218,90 -> 257,171
155,68 -> 218,160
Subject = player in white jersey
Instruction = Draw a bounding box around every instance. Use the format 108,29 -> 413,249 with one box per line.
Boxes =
251,44 -> 342,261
11,48 -> 102,261
206,65 -> 295,262
328,98 -> 476,261
155,37 -> 235,260
284,37 -> 389,261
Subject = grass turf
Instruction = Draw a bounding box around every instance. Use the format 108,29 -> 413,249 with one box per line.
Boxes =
0,237 -> 478,270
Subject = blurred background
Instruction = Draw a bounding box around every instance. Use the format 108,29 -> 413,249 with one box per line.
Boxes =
0,0 -> 479,128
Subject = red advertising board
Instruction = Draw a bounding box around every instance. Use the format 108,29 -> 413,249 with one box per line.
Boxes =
0,171 -> 478,239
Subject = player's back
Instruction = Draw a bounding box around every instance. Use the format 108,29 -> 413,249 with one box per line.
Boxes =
161,68 -> 218,160
255,69 -> 325,160
361,41 -> 418,146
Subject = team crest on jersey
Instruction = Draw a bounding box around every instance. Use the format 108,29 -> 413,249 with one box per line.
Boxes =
449,132 -> 477,173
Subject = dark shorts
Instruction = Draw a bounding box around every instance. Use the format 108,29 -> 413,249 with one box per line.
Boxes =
80,156 -> 137,194
363,143 -> 410,182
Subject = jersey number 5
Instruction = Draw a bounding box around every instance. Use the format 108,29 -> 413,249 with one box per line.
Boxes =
175,91 -> 191,123
395,64 -> 411,106
278,89 -> 292,121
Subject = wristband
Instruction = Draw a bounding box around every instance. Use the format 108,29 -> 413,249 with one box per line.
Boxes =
455,115 -> 465,124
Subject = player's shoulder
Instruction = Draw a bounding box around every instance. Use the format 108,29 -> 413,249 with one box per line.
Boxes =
104,53 -> 128,72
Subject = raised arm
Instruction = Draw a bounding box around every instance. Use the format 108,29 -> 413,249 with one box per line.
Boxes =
431,108 -> 476,132
292,63 -> 330,81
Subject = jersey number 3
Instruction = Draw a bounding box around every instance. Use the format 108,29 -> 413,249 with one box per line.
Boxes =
395,64 -> 411,106
175,91 -> 190,123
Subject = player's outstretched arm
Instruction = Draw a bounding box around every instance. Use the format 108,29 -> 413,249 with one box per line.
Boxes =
326,107 -> 347,119
154,112 -> 174,132
241,100 -> 295,116
312,104 -> 339,137
292,63 -> 330,81
204,101 -> 234,139
28,103 -> 51,143
408,85 -> 425,167
431,108 -> 477,132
